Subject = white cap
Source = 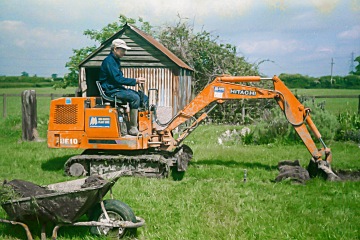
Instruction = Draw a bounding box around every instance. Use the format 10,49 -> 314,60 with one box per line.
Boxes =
112,39 -> 131,50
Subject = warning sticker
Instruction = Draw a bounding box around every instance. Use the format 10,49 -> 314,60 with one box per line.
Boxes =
214,87 -> 225,98
89,116 -> 111,128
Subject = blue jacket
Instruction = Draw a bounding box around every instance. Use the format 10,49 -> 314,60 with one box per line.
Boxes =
99,52 -> 136,96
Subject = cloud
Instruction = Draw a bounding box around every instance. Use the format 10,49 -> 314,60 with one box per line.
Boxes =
0,20 -> 25,31
310,0 -> 340,14
315,47 -> 334,54
266,0 -> 288,11
0,0 -> 358,77
110,0 -> 255,26
238,38 -> 305,56
351,0 -> 360,11
0,20 -> 90,50
338,25 -> 360,39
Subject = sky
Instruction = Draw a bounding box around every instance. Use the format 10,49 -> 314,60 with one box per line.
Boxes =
0,0 -> 359,78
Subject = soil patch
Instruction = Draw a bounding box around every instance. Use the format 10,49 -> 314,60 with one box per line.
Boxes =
1,176 -> 107,203
1,179 -> 55,202
275,160 -> 360,183
334,169 -> 360,181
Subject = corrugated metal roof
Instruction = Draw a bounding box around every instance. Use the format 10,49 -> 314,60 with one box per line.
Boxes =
79,23 -> 193,71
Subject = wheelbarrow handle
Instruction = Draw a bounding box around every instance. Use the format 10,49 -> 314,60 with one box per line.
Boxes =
0,219 -> 34,240
119,216 -> 146,228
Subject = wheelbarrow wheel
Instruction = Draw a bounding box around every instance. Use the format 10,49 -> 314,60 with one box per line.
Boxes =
89,199 -> 137,238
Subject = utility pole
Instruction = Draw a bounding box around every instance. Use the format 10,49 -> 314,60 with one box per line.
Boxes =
350,52 -> 355,74
330,58 -> 334,85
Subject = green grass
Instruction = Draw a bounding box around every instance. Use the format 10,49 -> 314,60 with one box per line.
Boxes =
0,87 -> 358,239
0,120 -> 359,240
0,87 -> 77,95
292,88 -> 359,114
293,89 -> 359,96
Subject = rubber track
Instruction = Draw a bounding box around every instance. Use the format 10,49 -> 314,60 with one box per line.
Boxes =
64,153 -> 171,178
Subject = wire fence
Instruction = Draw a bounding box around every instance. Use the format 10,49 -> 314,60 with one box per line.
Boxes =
204,95 -> 360,125
1,93 -> 75,118
1,93 -> 359,120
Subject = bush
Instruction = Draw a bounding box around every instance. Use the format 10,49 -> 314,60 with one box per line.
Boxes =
335,111 -> 360,143
251,108 -> 295,144
305,101 -> 340,142
250,101 -> 339,145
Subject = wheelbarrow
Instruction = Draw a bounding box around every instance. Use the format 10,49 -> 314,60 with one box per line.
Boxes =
0,171 -> 145,240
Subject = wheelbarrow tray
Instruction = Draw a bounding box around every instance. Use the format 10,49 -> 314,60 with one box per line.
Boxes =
1,177 -> 117,224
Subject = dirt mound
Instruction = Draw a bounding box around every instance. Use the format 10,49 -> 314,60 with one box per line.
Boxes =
81,175 -> 107,188
275,160 -> 310,184
275,160 -> 360,183
1,179 -> 55,203
334,169 -> 360,181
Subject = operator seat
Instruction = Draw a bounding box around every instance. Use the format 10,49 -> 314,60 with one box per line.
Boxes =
96,81 -> 127,107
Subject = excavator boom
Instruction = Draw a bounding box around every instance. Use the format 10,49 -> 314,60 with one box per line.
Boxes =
161,75 -> 331,164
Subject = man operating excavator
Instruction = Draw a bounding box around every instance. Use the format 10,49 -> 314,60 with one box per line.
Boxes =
99,39 -> 148,136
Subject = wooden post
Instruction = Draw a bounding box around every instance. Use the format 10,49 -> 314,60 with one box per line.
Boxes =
242,99 -> 245,124
21,90 -> 38,141
3,94 -> 6,118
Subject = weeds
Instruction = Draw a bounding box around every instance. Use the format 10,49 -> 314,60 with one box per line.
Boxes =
336,111 -> 360,143
0,183 -> 20,203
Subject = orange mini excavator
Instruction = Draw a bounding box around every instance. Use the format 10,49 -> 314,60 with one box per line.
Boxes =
48,76 -> 334,178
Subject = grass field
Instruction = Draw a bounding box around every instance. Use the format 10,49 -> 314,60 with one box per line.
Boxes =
0,87 -> 77,119
0,87 -> 358,118
293,88 -> 359,114
0,87 -> 359,239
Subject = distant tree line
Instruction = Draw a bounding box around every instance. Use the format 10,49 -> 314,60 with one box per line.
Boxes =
0,75 -> 63,88
278,73 -> 360,89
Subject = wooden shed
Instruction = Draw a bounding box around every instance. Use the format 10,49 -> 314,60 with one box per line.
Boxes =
78,23 -> 193,122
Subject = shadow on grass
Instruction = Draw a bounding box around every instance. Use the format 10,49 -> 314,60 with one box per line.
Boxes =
41,155 -> 74,172
191,159 -> 277,171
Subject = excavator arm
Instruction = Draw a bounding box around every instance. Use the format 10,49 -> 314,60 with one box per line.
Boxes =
160,75 -> 331,164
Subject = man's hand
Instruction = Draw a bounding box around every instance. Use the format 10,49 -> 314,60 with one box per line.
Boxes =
136,77 -> 146,84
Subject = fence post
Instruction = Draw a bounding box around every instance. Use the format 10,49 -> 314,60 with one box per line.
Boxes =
3,94 -> 6,118
242,99 -> 245,124
21,90 -> 38,141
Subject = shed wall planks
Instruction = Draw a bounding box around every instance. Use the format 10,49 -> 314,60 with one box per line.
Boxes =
122,68 -> 174,107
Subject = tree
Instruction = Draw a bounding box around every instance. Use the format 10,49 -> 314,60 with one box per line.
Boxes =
61,15 -> 258,92
21,71 -> 29,77
157,16 -> 258,94
352,56 -> 360,75
57,15 -> 153,88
